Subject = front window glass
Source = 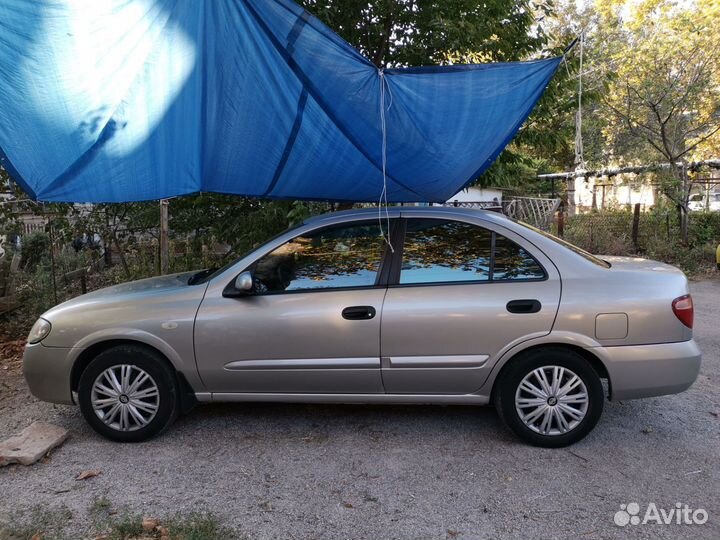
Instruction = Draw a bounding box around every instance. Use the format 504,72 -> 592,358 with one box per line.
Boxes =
253,221 -> 387,292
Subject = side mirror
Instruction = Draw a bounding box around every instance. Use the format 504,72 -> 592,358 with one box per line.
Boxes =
223,271 -> 255,298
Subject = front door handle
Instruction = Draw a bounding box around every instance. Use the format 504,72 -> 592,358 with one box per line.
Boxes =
506,299 -> 542,314
342,306 -> 376,320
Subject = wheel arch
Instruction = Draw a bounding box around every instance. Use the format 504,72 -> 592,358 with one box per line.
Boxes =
70,338 -> 198,411
487,342 -> 611,401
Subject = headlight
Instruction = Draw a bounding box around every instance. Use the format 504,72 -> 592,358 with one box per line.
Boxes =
28,318 -> 52,344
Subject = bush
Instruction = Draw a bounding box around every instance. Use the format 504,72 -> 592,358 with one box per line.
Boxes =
20,232 -> 50,271
556,208 -> 720,276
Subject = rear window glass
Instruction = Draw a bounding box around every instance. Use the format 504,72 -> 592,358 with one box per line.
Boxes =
400,219 -> 545,284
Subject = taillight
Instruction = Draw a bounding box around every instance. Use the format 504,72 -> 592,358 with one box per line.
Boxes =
672,294 -> 694,328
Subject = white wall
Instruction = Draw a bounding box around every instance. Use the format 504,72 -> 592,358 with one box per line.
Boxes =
446,187 -> 503,204
574,176 -> 656,211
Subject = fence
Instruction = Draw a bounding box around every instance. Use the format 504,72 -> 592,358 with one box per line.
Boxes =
550,204 -> 720,273
443,196 -> 561,230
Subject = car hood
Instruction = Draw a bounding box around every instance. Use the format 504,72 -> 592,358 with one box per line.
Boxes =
84,272 -> 196,299
42,271 -> 199,320
39,271 -> 209,348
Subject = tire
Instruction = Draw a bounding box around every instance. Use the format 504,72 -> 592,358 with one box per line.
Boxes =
494,347 -> 604,448
78,345 -> 180,442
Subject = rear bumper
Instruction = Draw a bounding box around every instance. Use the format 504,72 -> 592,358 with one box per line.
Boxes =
23,342 -> 76,405
593,339 -> 701,401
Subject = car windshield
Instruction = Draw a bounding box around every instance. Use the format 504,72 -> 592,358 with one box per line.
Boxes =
511,219 -> 612,268
187,226 -> 295,285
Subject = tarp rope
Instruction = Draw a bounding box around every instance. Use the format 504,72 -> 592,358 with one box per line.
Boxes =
378,68 -> 394,252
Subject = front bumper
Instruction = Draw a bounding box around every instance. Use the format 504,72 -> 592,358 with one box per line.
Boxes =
23,342 -> 77,405
594,339 -> 702,401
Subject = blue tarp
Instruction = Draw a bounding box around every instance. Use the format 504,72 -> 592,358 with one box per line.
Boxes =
0,0 -> 562,203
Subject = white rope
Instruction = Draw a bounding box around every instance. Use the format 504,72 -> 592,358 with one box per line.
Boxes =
378,68 -> 394,252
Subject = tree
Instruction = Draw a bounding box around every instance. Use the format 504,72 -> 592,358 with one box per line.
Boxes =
299,0 -> 552,68
596,0 -> 720,241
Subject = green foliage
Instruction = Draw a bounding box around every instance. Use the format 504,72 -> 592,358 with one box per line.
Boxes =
1,501 -> 239,540
299,0 -> 551,68
597,0 -> 720,165
687,211 -> 720,246
97,507 -> 238,540
159,512 -> 238,540
105,512 -> 145,540
20,231 -> 50,271
0,505 -> 72,540
557,208 -> 720,275
168,195 -> 331,262
477,149 -> 558,194
89,496 -> 112,516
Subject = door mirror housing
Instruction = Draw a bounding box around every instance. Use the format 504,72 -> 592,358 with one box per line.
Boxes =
223,271 -> 255,297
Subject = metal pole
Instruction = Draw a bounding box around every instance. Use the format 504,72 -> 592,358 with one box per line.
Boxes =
160,199 -> 169,275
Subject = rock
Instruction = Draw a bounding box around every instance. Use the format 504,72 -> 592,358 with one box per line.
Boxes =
0,422 -> 69,467
142,517 -> 159,531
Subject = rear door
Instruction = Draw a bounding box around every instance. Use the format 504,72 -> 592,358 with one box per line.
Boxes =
380,216 -> 561,394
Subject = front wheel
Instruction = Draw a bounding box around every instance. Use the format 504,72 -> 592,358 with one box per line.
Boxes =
78,345 -> 179,442
494,348 -> 604,447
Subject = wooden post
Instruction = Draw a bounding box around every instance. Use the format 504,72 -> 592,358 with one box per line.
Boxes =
680,164 -> 689,244
557,202 -> 565,238
160,199 -> 170,275
566,177 -> 576,216
47,220 -> 58,305
631,203 -> 641,251
80,269 -> 87,294
591,185 -> 597,211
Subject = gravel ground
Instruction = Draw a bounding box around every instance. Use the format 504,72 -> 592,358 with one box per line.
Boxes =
1,280 -> 719,539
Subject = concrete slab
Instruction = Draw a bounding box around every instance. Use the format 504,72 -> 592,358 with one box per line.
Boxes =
0,422 -> 69,466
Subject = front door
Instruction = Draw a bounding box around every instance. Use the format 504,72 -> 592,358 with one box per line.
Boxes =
194,220 -> 391,394
380,217 -> 561,394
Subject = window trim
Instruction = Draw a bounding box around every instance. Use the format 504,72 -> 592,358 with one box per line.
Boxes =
237,219 -> 400,296
387,217 -> 548,288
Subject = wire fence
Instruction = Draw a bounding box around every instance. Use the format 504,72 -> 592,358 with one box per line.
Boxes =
550,205 -> 720,273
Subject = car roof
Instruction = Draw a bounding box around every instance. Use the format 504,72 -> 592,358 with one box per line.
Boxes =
303,205 -> 510,226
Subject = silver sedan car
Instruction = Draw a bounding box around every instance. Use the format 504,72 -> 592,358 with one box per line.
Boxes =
23,207 -> 701,447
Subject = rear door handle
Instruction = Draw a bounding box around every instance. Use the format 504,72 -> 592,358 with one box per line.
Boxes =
506,299 -> 542,314
342,306 -> 376,320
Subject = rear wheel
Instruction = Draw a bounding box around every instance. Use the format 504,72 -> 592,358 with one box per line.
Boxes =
494,348 -> 604,447
78,345 -> 179,442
